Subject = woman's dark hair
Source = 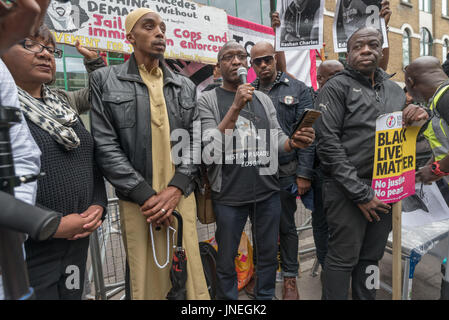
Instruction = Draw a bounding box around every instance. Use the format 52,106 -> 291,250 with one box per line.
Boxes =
31,25 -> 58,85
31,24 -> 57,48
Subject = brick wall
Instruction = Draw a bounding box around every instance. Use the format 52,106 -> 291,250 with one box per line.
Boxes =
320,0 -> 449,83
432,0 -> 449,61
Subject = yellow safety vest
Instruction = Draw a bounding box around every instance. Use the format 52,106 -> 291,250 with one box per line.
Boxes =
423,83 -> 449,162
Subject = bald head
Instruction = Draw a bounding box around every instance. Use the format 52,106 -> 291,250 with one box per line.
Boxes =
405,56 -> 444,80
249,41 -> 278,84
250,41 -> 275,60
317,60 -> 344,88
405,56 -> 448,103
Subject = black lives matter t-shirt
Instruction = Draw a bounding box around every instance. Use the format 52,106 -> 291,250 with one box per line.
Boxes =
212,87 -> 280,206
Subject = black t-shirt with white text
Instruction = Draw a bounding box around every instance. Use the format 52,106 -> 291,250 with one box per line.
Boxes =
212,87 -> 280,206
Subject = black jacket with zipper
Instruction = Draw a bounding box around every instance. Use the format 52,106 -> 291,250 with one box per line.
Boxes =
315,67 -> 406,204
89,54 -> 199,206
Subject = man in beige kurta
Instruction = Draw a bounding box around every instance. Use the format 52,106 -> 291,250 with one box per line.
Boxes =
89,8 -> 209,300
119,63 -> 207,300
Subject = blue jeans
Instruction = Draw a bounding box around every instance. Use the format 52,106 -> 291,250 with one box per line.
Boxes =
253,178 -> 312,278
213,192 -> 281,300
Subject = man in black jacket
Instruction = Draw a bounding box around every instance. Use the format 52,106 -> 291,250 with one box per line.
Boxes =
89,8 -> 208,299
315,27 -> 427,300
248,41 -> 315,300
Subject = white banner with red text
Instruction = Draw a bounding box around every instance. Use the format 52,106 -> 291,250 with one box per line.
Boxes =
44,0 -> 228,64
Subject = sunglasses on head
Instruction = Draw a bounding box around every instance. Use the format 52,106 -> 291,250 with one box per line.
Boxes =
252,55 -> 274,67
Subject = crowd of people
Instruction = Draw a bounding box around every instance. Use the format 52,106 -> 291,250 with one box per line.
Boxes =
0,0 -> 445,301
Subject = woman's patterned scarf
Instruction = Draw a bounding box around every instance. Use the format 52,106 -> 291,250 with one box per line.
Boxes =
17,85 -> 80,151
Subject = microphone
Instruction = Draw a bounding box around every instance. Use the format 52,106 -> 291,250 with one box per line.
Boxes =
236,67 -> 253,117
237,66 -> 247,84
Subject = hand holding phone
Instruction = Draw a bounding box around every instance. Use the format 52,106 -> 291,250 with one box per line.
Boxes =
290,109 -> 322,138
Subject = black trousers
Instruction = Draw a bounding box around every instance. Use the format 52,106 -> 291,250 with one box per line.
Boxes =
322,180 -> 392,300
25,237 -> 90,300
311,168 -> 328,268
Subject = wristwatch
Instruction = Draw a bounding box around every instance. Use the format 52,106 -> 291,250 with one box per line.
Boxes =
431,161 -> 449,177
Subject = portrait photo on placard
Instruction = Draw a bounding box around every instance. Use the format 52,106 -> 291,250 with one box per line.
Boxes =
333,0 -> 388,53
275,0 -> 324,51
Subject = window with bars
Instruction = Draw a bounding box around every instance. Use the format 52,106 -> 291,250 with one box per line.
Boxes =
403,28 -> 411,67
419,0 -> 432,13
53,44 -> 125,91
198,0 -> 271,26
420,28 -> 433,56
443,39 -> 449,61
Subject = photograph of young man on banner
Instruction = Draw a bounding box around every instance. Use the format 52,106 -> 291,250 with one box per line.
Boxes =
275,0 -> 324,51
333,0 -> 389,53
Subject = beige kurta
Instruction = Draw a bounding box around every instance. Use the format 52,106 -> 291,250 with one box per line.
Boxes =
119,65 -> 209,300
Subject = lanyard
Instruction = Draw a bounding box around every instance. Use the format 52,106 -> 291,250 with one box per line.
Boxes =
149,223 -> 177,269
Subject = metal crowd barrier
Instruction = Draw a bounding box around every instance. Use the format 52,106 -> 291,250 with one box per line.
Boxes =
85,198 -> 126,300
85,197 -> 318,299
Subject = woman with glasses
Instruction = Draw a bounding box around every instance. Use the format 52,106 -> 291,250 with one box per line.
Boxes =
1,24 -> 107,299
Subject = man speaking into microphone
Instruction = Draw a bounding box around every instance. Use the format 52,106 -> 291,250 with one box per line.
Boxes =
198,41 -> 315,300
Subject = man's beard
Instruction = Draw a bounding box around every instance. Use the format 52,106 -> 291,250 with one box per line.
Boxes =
149,40 -> 166,60
149,52 -> 164,60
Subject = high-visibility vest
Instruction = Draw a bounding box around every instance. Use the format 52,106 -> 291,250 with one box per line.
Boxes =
423,83 -> 449,163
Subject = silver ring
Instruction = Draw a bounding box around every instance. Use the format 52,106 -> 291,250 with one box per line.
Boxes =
161,208 -> 166,214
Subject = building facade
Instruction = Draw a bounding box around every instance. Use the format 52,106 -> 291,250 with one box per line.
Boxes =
195,0 -> 449,84
321,0 -> 449,84
53,1 -> 449,90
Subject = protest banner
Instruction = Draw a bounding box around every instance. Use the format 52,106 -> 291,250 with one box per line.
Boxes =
44,0 -> 228,64
228,15 -> 317,89
371,111 -> 422,300
163,15 -> 318,96
333,0 -> 388,53
371,112 -> 421,203
275,0 -> 324,51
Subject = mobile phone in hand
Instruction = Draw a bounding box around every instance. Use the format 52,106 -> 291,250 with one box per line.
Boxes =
290,109 -> 322,138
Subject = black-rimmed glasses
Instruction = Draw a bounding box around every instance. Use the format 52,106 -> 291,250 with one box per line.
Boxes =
220,53 -> 248,63
19,39 -> 62,59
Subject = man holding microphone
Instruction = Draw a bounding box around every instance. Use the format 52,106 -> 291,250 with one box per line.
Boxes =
198,40 -> 315,300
